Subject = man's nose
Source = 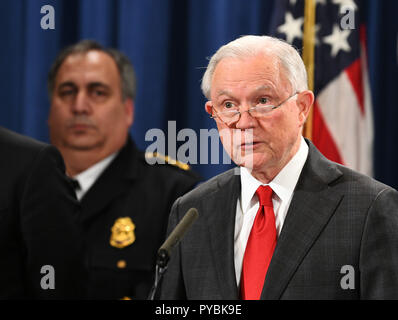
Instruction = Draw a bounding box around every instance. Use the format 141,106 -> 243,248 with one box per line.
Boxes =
235,107 -> 256,130
71,92 -> 90,114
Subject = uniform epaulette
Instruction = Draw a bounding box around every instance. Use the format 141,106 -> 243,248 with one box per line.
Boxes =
145,152 -> 191,171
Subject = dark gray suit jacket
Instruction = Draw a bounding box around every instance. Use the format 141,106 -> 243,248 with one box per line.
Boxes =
160,140 -> 398,299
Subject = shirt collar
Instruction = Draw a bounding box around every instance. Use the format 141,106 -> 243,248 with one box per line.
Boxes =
72,152 -> 118,200
240,136 -> 309,212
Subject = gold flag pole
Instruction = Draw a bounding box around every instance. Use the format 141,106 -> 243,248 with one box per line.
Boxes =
302,0 -> 316,140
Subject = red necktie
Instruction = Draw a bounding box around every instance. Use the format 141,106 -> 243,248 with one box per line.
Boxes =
240,185 -> 277,300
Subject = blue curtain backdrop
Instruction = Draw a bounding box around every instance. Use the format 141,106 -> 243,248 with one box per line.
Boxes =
0,0 -> 397,187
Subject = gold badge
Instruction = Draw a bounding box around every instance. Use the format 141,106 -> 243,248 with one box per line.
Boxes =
110,217 -> 136,249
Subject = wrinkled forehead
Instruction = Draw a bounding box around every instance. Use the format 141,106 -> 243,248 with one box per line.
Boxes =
210,54 -> 291,96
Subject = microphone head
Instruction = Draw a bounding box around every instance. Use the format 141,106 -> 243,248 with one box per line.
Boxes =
185,207 -> 199,221
157,208 -> 199,267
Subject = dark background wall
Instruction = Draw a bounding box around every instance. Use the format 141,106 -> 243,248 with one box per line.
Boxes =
0,0 -> 397,186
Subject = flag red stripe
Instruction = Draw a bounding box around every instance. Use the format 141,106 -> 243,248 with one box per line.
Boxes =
311,101 -> 344,165
345,58 -> 365,115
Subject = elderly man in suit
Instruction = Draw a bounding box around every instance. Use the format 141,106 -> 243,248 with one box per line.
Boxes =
47,40 -> 200,299
0,126 -> 86,299
159,35 -> 398,300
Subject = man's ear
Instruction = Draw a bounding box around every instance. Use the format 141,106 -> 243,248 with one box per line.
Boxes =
125,98 -> 134,127
205,101 -> 213,116
297,90 -> 314,126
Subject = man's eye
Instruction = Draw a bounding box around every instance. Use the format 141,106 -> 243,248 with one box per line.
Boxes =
93,90 -> 106,97
258,97 -> 269,105
59,90 -> 75,97
224,102 -> 235,109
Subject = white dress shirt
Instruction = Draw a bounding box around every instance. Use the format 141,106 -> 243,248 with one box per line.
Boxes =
72,152 -> 118,201
234,137 -> 309,286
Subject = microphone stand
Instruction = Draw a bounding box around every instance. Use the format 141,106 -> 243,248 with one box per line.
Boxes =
147,208 -> 199,300
147,249 -> 169,300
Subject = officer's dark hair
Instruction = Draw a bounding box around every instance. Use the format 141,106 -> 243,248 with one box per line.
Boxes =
47,39 -> 136,101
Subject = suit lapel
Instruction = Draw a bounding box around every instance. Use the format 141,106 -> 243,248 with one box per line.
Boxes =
205,168 -> 241,300
79,138 -> 140,224
260,141 -> 344,299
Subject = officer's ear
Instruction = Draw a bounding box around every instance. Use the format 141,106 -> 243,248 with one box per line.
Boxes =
124,98 -> 134,128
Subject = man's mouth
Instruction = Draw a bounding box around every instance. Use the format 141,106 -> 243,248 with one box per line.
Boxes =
241,140 -> 259,146
69,123 -> 94,131
239,141 -> 261,150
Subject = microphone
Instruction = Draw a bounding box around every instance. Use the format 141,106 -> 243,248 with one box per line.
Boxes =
157,207 -> 199,267
147,207 -> 199,300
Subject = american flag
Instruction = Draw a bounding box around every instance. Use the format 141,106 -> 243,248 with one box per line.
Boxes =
270,0 -> 374,176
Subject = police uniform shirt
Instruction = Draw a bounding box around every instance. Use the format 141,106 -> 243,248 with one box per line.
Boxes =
72,152 -> 118,201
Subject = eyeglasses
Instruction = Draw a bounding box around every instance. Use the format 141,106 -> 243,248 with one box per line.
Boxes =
210,92 -> 298,126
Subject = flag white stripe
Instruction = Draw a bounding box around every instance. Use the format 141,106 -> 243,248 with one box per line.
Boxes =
317,67 -> 373,176
360,42 -> 374,177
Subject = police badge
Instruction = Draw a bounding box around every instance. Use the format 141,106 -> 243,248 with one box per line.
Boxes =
110,217 -> 136,249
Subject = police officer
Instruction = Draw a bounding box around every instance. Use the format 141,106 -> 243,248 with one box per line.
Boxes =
47,40 -> 200,299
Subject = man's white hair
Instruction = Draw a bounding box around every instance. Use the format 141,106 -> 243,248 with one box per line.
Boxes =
201,35 -> 308,99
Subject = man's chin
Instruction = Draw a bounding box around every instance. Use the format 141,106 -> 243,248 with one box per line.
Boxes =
63,139 -> 103,151
231,148 -> 264,166
235,154 -> 271,172
233,154 -> 255,169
